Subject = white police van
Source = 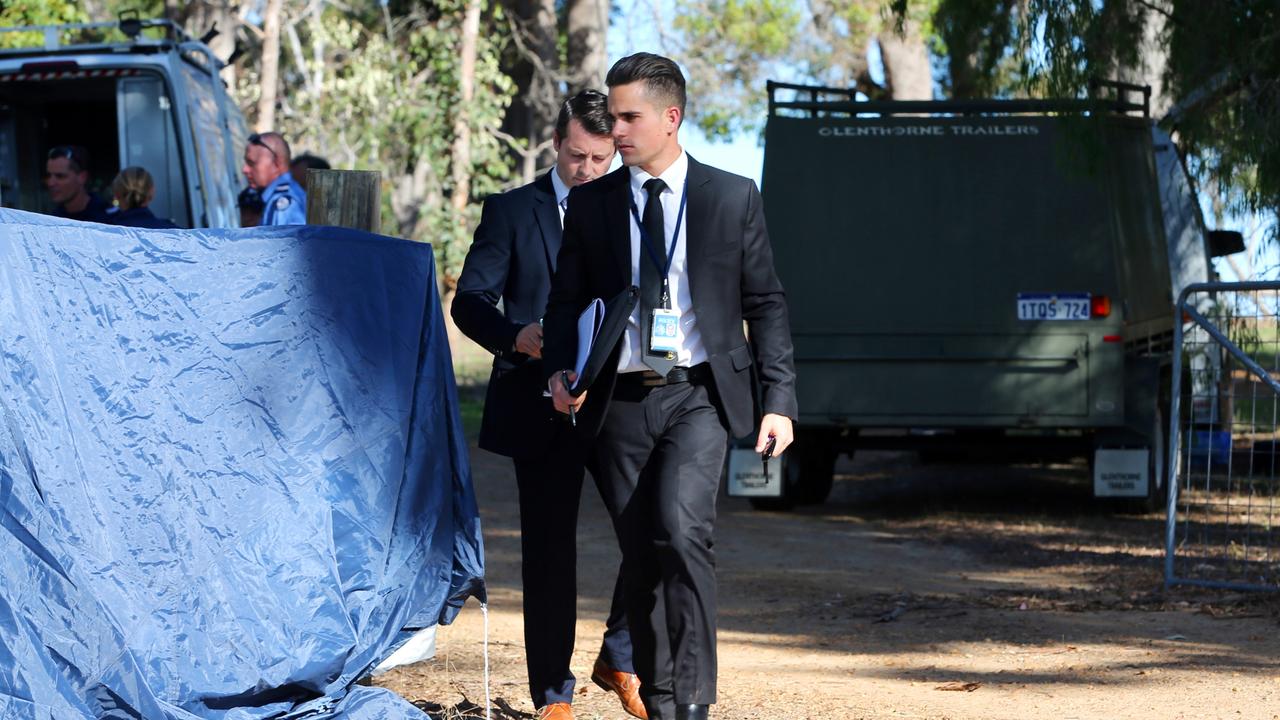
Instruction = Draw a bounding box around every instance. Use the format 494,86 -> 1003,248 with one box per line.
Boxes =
0,17 -> 248,227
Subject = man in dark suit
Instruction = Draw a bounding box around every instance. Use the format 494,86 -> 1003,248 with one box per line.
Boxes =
452,91 -> 645,720
544,54 -> 797,720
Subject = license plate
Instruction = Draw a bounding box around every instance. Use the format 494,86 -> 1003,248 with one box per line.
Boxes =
1016,293 -> 1090,321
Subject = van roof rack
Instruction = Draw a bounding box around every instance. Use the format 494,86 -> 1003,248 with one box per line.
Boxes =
0,17 -> 192,57
767,79 -> 1150,118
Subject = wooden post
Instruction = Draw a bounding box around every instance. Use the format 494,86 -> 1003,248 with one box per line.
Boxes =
305,169 -> 382,233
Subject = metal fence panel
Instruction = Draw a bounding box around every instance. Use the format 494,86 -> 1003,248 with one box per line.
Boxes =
1166,281 -> 1280,591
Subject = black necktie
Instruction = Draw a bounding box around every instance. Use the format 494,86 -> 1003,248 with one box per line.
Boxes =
640,178 -> 675,376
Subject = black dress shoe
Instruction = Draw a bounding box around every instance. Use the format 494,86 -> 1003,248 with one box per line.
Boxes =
675,705 -> 709,720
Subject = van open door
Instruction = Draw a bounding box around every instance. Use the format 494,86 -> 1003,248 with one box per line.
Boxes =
117,73 -> 191,227
0,66 -> 189,227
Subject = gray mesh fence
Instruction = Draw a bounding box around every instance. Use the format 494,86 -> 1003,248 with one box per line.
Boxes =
1166,281 -> 1280,591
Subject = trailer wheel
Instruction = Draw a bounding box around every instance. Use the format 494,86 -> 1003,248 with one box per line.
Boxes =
1137,379 -> 1175,513
1106,375 -> 1175,513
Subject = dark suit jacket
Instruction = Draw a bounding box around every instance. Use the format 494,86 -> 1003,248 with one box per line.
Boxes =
453,172 -> 564,459
544,156 -> 798,439
105,206 -> 180,229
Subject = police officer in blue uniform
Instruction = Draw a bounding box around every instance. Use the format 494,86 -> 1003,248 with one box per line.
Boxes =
241,131 -> 307,226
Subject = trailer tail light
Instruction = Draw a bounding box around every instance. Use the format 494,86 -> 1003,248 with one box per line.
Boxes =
1091,295 -> 1112,318
1103,334 -> 1123,343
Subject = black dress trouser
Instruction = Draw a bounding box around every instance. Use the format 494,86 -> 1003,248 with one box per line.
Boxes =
592,379 -> 729,719
512,422 -> 632,708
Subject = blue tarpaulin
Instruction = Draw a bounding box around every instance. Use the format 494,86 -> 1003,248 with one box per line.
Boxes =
0,210 -> 485,719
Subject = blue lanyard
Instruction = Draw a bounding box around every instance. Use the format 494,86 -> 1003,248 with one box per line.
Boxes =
629,179 -> 689,281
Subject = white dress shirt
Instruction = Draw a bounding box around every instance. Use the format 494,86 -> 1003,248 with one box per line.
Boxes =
550,169 -> 570,226
617,151 -> 707,373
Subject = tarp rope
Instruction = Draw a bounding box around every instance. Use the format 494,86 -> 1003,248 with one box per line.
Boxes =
482,602 -> 492,720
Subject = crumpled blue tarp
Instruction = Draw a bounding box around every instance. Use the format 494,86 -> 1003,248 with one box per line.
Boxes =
0,209 -> 485,719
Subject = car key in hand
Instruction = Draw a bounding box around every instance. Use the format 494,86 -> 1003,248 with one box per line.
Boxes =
762,434 -> 777,476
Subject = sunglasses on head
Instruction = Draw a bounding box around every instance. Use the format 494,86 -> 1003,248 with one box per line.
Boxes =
47,146 -> 86,168
248,133 -> 278,161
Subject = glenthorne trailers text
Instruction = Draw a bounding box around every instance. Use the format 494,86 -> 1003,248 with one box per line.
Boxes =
819,125 -> 1041,137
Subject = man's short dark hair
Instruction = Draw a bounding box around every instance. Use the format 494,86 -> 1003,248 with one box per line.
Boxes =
554,90 -> 613,140
291,153 -> 331,172
47,145 -> 90,173
605,52 -> 686,119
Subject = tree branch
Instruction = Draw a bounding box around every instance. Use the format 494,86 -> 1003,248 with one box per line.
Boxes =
504,14 -> 568,88
1160,69 -> 1244,127
1133,0 -> 1177,24
489,128 -> 554,159
285,20 -> 317,98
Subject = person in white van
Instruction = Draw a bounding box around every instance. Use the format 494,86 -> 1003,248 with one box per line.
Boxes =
45,146 -> 112,223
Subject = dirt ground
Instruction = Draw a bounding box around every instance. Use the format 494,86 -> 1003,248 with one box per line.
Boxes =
377,437 -> 1280,720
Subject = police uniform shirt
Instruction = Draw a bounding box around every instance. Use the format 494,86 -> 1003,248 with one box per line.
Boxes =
260,171 -> 308,226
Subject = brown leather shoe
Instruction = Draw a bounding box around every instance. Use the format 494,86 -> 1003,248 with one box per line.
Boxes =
536,703 -> 574,720
591,657 -> 648,719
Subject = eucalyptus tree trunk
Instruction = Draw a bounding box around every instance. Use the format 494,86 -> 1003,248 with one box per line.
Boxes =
878,15 -> 932,100
255,0 -> 284,131
567,0 -> 608,93
444,0 -> 483,348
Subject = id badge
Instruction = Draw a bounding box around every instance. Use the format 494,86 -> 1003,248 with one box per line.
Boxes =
648,308 -> 680,355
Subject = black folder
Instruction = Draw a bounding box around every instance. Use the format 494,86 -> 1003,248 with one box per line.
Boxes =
568,285 -> 639,398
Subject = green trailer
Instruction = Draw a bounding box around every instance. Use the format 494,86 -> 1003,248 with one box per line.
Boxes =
746,81 -> 1241,509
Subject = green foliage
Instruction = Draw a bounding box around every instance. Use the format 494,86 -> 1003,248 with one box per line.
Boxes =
671,0 -> 941,139
674,0 -> 1277,234
1018,0 -> 1146,99
0,0 -> 88,48
107,1 -> 167,20
897,0 -> 1279,239
232,0 -> 515,283
930,0 -> 1022,98
1162,1 -> 1280,225
672,0 -> 803,139
0,0 -> 168,47
674,0 -> 797,57
809,0 -> 896,89
1014,0 -> 1280,232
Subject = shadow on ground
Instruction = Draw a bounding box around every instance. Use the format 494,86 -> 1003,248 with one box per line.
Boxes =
382,432 -> 1280,718
517,449 -> 1279,665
